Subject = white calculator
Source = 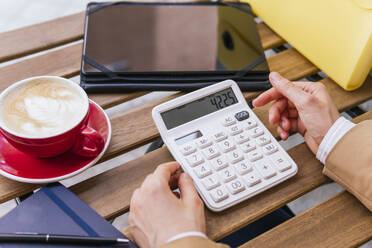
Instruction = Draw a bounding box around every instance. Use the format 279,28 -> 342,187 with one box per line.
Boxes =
152,80 -> 298,212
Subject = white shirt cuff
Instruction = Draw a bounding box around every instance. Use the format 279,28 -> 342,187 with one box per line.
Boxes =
166,231 -> 207,243
316,116 -> 355,164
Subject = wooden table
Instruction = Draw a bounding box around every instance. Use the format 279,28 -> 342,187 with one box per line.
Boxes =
1,9 -> 372,248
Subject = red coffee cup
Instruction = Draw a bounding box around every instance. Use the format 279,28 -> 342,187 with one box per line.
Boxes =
0,76 -> 104,158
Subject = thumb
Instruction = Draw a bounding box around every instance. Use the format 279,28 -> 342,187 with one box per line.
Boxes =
269,72 -> 308,108
178,173 -> 199,204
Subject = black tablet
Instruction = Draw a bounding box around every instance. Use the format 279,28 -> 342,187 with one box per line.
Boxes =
81,2 -> 270,92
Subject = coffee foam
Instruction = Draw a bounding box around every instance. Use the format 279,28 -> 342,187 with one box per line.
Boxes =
0,79 -> 87,138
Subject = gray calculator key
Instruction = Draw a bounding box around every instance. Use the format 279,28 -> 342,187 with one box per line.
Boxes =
270,153 -> 292,172
221,116 -> 236,127
211,156 -> 229,171
213,131 -> 228,142
219,167 -> 237,183
234,133 -> 250,144
195,137 -> 213,149
249,127 -> 264,138
194,163 -> 212,179
202,145 -> 220,160
186,152 -> 204,167
226,179 -> 246,194
228,124 -> 243,136
179,143 -> 197,156
262,144 -> 278,155
255,159 -> 277,179
233,161 -> 253,175
247,150 -> 263,162
227,150 -> 244,164
210,187 -> 229,203
245,120 -> 257,130
241,140 -> 256,153
243,171 -> 262,186
218,138 -> 236,153
256,135 -> 271,146
202,175 -> 221,190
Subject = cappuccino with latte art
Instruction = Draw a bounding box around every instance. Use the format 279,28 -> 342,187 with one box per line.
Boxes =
0,78 -> 88,138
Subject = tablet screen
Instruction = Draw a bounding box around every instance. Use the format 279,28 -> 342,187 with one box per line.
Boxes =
82,3 -> 269,75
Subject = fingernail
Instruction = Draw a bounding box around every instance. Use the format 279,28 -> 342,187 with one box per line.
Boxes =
270,72 -> 281,84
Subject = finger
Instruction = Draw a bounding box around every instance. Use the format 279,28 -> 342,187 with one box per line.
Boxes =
277,126 -> 289,140
252,87 -> 283,107
153,162 -> 180,185
287,100 -> 296,109
269,72 -> 310,108
268,98 -> 287,124
288,109 -> 298,118
169,172 -> 181,189
280,114 -> 291,131
289,119 -> 298,132
178,173 -> 201,205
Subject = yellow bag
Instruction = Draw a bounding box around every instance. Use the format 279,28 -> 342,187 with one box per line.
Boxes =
242,0 -> 372,90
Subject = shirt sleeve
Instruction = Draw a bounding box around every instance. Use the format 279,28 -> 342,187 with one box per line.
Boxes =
316,116 -> 356,164
166,231 -> 208,244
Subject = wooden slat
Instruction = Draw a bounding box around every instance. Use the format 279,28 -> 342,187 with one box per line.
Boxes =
257,22 -> 285,50
0,13 -> 84,63
242,191 -> 372,248
0,43 -> 146,109
82,110 -> 372,241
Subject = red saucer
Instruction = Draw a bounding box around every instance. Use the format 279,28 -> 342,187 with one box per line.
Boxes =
0,99 -> 111,184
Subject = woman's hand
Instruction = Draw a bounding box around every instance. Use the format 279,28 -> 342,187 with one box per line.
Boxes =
253,72 -> 340,154
129,162 -> 206,248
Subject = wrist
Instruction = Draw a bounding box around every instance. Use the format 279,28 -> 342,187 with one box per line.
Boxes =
156,228 -> 205,247
316,116 -> 355,164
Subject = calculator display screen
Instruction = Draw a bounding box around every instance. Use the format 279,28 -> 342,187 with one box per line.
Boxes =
161,87 -> 238,129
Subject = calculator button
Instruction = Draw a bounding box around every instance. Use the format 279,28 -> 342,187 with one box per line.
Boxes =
245,120 -> 257,130
240,141 -> 256,153
186,152 -> 204,167
179,143 -> 197,156
221,116 -> 236,127
243,171 -> 262,187
194,163 -> 212,178
228,124 -> 243,136
255,159 -> 277,179
256,135 -> 271,147
249,127 -> 264,138
211,156 -> 229,171
195,137 -> 212,149
233,161 -> 253,175
219,167 -> 237,183
202,145 -> 220,160
262,144 -> 278,155
218,138 -> 236,153
247,150 -> 263,162
227,150 -> 244,164
226,179 -> 246,194
235,111 -> 249,121
234,133 -> 250,144
202,175 -> 221,190
270,154 -> 292,172
210,187 -> 229,203
213,131 -> 228,142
